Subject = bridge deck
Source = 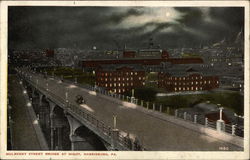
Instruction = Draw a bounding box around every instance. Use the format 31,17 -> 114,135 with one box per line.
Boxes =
27,71 -> 242,151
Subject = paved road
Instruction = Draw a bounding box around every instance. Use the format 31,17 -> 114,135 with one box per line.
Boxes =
23,70 -> 242,151
8,75 -> 41,150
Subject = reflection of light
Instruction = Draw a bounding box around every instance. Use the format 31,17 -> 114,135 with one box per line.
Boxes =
80,104 -> 94,112
88,91 -> 97,96
27,102 -> 32,107
33,120 -> 38,124
121,102 -> 137,109
68,84 -> 77,88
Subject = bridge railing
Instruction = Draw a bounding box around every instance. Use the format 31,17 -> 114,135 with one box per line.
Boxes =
20,71 -> 146,151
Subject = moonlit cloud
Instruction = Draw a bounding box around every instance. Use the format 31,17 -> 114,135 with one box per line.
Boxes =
8,7 -> 244,49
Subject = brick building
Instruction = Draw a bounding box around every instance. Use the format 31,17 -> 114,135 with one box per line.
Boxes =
96,64 -> 146,94
158,65 -> 219,92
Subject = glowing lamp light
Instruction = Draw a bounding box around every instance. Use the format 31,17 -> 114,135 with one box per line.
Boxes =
23,90 -> 27,94
27,102 -> 32,107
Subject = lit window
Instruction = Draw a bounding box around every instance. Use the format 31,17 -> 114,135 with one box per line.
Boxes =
123,78 -> 125,81
114,78 -> 116,81
114,83 -> 116,87
118,83 -> 120,86
183,87 -> 185,90
208,81 -> 211,84
131,83 -> 133,86
196,77 -> 198,80
105,84 -> 107,87
196,82 -> 198,84
191,82 -> 193,85
175,77 -> 177,80
200,87 -> 202,90
143,82 -> 145,85
127,78 -> 129,81
118,89 -> 121,93
200,81 -> 202,84
114,89 -> 116,92
123,89 -> 125,92
191,87 -> 193,90
118,78 -> 120,81
131,77 -> 133,80
217,81 -> 219,84
127,83 -> 129,86
139,77 -> 141,80
135,72 -> 137,75
204,81 -> 206,84
110,84 -> 112,87
131,72 -> 133,75
187,87 -> 189,90
105,78 -> 107,82
196,87 -> 198,90
123,83 -> 125,86
105,73 -> 108,76
175,82 -> 177,85
175,87 -> 177,91
179,87 -> 181,90
183,77 -> 185,80
126,72 -> 128,75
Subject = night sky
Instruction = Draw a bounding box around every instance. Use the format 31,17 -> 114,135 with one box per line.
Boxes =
8,7 -> 244,50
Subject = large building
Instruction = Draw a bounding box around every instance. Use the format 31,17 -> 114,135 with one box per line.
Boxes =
158,64 -> 219,92
95,64 -> 146,94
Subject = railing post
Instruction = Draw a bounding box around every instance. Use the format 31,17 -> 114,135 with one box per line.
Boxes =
194,115 -> 197,124
74,77 -> 77,84
175,109 -> 178,117
183,112 -> 187,120
159,105 -> 162,112
205,118 -> 208,127
232,125 -> 236,135
146,102 -> 149,109
141,100 -> 144,106
167,107 -> 170,114
152,103 -> 155,111
122,95 -> 125,100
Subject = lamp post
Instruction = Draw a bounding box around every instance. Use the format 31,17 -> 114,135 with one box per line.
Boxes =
216,104 -> 225,132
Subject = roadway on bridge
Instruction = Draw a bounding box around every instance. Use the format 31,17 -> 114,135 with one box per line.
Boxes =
8,75 -> 41,150
25,71 -> 242,151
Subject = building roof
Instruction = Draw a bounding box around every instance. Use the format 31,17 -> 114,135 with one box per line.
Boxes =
97,64 -> 145,71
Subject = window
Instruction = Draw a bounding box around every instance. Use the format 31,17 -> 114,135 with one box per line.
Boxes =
196,82 -> 198,85
139,77 -> 141,80
143,82 -> 145,85
118,77 -> 120,81
105,73 -> 108,76
187,87 -> 189,90
114,89 -> 116,92
114,83 -> 116,87
183,87 -> 185,90
179,87 -> 181,90
105,84 -> 107,87
110,84 -> 112,87
114,78 -> 116,81
196,87 -> 198,90
135,72 -> 137,75
118,89 -> 121,93
175,87 -> 177,91
175,82 -> 177,85
127,78 -> 129,81
105,78 -> 107,82
191,87 -> 193,90
131,72 -> 133,75
131,83 -> 133,86
118,83 -> 120,86
208,81 -> 211,84
191,82 -> 193,85
204,81 -> 206,84
123,83 -> 125,86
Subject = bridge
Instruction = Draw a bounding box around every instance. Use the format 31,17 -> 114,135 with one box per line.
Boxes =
16,67 -> 243,151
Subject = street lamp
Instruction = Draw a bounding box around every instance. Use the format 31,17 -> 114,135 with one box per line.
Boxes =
113,115 -> 117,129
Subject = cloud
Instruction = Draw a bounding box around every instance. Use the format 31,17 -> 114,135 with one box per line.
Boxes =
8,6 -> 244,49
